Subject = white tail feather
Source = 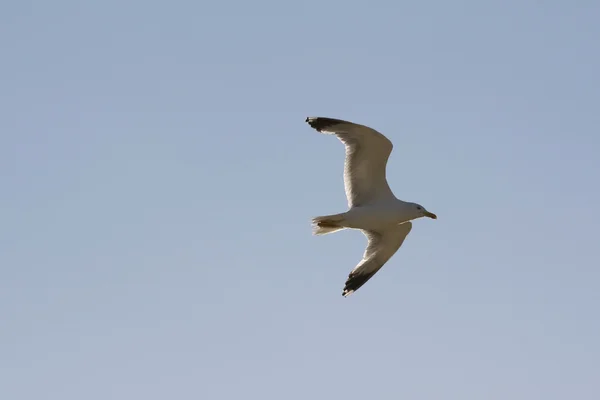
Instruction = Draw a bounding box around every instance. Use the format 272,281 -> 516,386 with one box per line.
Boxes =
311,213 -> 346,236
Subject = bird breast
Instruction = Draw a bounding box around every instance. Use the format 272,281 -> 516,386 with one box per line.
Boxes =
344,204 -> 411,231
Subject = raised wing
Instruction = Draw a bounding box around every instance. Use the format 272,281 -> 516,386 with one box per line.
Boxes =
342,222 -> 412,297
306,117 -> 396,208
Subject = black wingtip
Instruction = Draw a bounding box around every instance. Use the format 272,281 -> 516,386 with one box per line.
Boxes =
342,270 -> 377,297
305,116 -> 347,132
305,116 -> 319,129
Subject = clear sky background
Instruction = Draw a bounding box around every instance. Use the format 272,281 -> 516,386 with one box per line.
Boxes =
2,1 -> 599,399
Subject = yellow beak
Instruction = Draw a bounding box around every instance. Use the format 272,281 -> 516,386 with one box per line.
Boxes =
425,211 -> 437,219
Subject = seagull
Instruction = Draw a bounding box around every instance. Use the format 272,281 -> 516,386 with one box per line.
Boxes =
306,116 -> 437,297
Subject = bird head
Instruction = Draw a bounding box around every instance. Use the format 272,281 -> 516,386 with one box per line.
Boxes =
414,203 -> 437,220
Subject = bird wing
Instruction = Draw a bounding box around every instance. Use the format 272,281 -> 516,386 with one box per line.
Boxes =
342,222 -> 412,297
306,117 -> 396,208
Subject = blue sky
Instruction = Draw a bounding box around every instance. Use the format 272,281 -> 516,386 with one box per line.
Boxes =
2,1 -> 599,399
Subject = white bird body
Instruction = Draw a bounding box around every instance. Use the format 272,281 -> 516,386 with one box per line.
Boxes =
306,116 -> 437,297
341,202 -> 416,231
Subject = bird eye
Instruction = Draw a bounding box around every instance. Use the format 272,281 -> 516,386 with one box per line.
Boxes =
417,206 -> 422,210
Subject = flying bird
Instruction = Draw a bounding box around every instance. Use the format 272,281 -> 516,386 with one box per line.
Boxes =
306,117 -> 437,297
